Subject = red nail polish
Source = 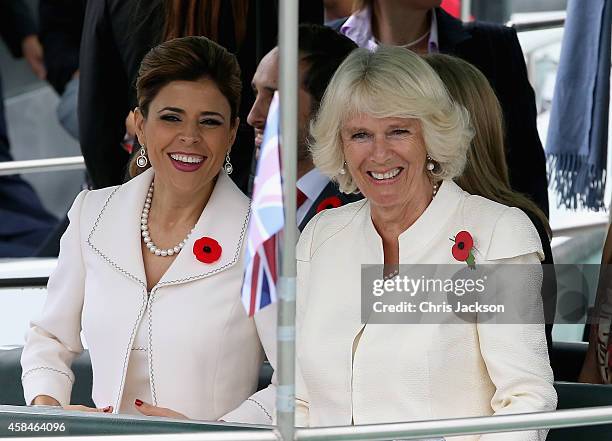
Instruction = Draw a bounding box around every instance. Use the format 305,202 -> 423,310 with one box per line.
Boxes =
135,399 -> 143,407
103,406 -> 112,413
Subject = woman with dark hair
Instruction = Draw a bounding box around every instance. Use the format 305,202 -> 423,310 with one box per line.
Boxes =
78,0 -> 323,192
21,36 -> 276,424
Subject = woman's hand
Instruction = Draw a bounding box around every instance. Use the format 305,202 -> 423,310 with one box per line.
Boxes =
21,35 -> 46,80
134,399 -> 187,419
579,325 -> 605,384
63,405 -> 113,413
32,396 -> 113,413
32,395 -> 60,406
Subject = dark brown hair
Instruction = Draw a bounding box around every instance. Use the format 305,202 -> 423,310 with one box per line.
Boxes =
130,36 -> 241,177
162,0 -> 249,48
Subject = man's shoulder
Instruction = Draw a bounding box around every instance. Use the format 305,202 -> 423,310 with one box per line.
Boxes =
461,19 -> 517,48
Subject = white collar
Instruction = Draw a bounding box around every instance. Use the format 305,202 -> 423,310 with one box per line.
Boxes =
296,168 -> 330,202
362,180 -> 465,261
341,7 -> 439,53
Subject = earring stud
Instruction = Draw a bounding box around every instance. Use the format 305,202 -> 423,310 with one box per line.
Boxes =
426,154 -> 436,172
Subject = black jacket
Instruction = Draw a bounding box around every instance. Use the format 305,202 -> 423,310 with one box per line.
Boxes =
39,0 -> 84,95
0,0 -> 37,58
330,8 -> 550,218
78,0 -> 323,191
298,181 -> 363,231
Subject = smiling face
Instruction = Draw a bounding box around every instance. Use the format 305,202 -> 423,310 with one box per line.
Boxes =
135,78 -> 238,193
341,114 -> 432,208
247,48 -> 313,158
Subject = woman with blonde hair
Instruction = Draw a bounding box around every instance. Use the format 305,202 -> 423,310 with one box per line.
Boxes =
329,0 -> 550,218
295,45 -> 556,439
424,53 -> 556,352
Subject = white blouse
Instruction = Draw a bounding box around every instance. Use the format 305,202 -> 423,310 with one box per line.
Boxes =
119,309 -> 152,414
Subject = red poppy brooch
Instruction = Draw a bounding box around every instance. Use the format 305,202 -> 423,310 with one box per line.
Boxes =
451,230 -> 476,269
316,196 -> 342,213
193,237 -> 222,264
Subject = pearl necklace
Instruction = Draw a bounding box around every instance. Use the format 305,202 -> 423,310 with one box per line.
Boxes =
141,182 -> 194,257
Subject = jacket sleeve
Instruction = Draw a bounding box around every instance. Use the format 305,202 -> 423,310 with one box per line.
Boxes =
0,0 -> 38,57
78,0 -> 130,188
20,190 -> 89,406
294,259 -> 311,427
478,210 -> 557,441
220,302 -> 278,425
498,27 -> 550,218
39,0 -> 83,95
294,217 -> 319,427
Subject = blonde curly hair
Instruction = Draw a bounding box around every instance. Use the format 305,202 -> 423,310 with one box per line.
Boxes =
310,45 -> 474,194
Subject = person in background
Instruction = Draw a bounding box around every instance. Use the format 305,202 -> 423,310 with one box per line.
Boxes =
79,0 -> 324,192
323,0 -> 354,23
0,0 -> 57,257
39,0 -> 85,141
329,0 -> 550,219
579,226 -> 612,384
248,24 -> 360,230
1,1 -> 46,81
21,36 -> 276,423
295,45 -> 556,437
425,53 -> 556,357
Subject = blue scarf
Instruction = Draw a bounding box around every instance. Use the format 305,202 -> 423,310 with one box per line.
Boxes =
546,0 -> 612,210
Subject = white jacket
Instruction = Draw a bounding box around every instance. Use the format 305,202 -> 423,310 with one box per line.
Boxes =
21,168 -> 276,424
295,180 -> 557,440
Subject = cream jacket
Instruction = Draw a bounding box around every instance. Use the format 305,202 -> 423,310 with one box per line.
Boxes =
295,180 -> 557,440
21,168 -> 276,424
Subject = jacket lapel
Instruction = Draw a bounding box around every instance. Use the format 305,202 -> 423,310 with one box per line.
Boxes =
156,171 -> 250,287
435,7 -> 471,53
87,169 -> 250,290
87,169 -> 153,287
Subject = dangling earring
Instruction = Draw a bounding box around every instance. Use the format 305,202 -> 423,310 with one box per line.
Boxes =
338,161 -> 347,175
426,154 -> 436,172
426,155 -> 440,198
224,152 -> 233,175
136,145 -> 148,168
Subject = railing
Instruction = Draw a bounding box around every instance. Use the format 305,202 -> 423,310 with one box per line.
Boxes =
508,16 -> 566,32
3,406 -> 612,441
0,156 -> 85,176
0,431 -> 277,441
296,406 -> 612,440
0,276 -> 48,289
553,219 -> 609,237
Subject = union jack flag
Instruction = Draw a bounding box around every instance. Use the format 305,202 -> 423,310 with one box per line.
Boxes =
241,93 -> 284,316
